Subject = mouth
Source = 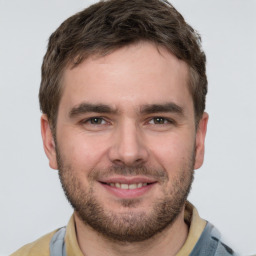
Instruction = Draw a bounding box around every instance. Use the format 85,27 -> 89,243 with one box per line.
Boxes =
98,177 -> 157,199
101,182 -> 153,190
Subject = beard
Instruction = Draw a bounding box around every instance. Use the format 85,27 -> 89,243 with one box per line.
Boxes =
57,146 -> 195,243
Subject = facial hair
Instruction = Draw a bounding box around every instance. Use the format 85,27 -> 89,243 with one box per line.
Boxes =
57,146 -> 195,243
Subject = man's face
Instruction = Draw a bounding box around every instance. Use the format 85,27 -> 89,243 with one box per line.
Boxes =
42,42 -> 208,242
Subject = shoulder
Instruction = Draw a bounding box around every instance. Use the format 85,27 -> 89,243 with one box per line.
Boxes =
191,222 -> 238,256
10,230 -> 57,256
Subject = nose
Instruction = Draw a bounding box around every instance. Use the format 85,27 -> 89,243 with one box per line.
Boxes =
108,120 -> 149,167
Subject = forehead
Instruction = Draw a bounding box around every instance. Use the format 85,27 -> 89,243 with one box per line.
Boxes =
60,42 -> 192,113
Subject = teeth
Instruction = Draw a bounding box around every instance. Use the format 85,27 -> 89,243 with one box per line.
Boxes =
121,184 -> 129,189
107,182 -> 148,189
129,184 -> 137,189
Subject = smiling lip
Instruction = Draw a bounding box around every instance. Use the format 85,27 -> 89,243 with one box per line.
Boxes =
98,176 -> 157,199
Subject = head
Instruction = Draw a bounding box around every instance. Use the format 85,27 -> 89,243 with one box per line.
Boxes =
40,0 -> 208,243
39,0 -> 207,132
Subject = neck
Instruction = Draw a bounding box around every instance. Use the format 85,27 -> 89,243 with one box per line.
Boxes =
74,208 -> 188,256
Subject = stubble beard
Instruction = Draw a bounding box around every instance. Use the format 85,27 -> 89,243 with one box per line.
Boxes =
56,147 -> 195,243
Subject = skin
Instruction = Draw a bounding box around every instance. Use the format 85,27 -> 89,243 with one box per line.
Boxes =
41,41 -> 208,256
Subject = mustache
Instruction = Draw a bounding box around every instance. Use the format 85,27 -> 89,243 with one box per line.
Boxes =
89,165 -> 169,182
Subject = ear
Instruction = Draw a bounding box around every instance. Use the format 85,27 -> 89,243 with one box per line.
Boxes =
41,114 -> 58,170
194,112 -> 209,170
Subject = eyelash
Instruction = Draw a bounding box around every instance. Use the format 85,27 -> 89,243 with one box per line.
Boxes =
81,117 -> 108,125
80,116 -> 175,126
148,117 -> 174,125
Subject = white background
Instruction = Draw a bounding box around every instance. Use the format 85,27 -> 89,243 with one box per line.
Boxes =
0,0 -> 255,255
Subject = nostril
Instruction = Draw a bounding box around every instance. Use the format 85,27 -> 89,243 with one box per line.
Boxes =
113,158 -> 146,167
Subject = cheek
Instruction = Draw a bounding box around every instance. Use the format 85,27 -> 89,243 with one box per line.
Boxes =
57,129 -> 110,171
148,132 -> 195,171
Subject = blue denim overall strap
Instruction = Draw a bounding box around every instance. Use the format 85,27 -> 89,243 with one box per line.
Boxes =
49,227 -> 67,256
190,222 -> 237,256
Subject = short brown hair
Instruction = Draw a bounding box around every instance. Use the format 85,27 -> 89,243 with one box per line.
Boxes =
39,0 -> 207,129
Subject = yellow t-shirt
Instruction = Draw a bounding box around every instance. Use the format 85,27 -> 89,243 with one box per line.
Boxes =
11,202 -> 206,256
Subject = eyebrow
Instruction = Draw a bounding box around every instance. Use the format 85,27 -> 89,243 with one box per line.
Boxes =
69,103 -> 118,118
69,102 -> 184,119
140,103 -> 184,116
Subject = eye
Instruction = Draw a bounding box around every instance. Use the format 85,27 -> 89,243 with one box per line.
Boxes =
79,116 -> 111,131
149,117 -> 171,125
88,117 -> 106,125
81,117 -> 108,126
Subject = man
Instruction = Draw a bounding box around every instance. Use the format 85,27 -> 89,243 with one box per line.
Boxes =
11,0 -> 238,255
